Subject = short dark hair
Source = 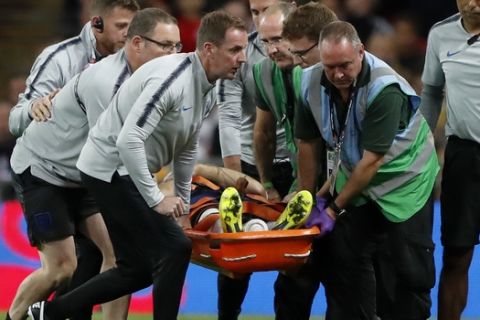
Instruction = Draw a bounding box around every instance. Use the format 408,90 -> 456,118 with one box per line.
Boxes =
319,21 -> 362,47
196,10 -> 246,49
91,0 -> 140,16
127,8 -> 177,39
283,2 -> 337,42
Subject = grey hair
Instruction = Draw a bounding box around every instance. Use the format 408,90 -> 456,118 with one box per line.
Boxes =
319,21 -> 362,49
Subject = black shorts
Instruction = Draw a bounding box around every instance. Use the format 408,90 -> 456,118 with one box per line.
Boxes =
441,136 -> 480,248
11,168 -> 99,247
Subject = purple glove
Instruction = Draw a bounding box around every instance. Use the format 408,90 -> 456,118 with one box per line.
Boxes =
305,196 -> 335,234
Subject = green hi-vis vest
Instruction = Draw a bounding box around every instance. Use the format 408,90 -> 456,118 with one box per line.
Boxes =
299,53 -> 439,222
252,58 -> 302,192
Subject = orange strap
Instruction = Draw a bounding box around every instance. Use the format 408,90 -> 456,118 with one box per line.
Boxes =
192,175 -> 220,191
242,201 -> 283,221
246,193 -> 286,212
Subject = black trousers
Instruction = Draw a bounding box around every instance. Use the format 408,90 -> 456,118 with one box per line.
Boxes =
273,238 -> 326,320
273,197 -> 434,320
322,199 -> 434,320
374,197 -> 435,320
48,173 -> 191,320
217,160 -> 293,320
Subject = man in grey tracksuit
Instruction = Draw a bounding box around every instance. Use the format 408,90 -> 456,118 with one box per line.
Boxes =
9,0 -> 140,136
215,1 -> 294,318
26,11 -> 248,320
7,9 -> 179,320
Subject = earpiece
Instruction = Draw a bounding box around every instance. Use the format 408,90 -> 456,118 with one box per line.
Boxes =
92,16 -> 104,32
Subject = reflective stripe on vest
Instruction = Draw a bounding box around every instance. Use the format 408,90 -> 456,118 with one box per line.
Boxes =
301,52 -> 439,220
252,59 -> 298,160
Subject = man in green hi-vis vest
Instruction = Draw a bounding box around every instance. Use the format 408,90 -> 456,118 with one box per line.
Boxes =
253,3 -> 338,319
296,21 -> 439,320
253,2 -> 298,202
215,1 -> 296,319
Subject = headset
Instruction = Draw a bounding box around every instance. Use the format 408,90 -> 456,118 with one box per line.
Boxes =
92,16 -> 104,32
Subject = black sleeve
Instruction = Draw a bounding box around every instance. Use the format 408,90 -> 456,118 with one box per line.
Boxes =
254,83 -> 271,112
294,98 -> 322,140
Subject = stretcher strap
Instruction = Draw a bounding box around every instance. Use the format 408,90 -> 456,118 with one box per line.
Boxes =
192,175 -> 220,190
245,193 -> 285,212
242,201 -> 282,221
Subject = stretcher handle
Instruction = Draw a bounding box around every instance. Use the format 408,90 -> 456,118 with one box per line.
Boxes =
284,250 -> 311,259
222,254 -> 257,262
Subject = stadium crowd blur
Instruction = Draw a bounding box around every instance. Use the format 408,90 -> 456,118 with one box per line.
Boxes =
0,0 -> 457,200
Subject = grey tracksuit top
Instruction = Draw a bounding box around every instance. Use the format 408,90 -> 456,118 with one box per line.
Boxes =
9,22 -> 99,137
10,50 -> 132,187
77,52 -> 216,208
216,31 -> 289,165
421,13 -> 480,142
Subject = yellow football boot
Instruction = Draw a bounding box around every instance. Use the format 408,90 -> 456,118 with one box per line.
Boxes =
219,187 -> 243,233
272,190 -> 313,230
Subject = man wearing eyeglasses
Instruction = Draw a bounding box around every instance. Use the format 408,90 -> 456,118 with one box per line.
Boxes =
140,34 -> 183,53
7,8 -> 180,320
252,3 -> 337,319
253,3 -> 298,204
27,10 -> 248,320
283,2 -> 336,69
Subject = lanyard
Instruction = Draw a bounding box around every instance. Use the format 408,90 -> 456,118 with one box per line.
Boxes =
328,85 -> 357,152
327,85 -> 357,196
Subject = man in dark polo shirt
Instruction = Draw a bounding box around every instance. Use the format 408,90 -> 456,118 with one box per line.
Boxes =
296,21 -> 439,320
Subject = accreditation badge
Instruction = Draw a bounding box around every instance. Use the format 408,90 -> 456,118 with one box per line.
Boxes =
327,147 -> 341,196
326,148 -> 335,180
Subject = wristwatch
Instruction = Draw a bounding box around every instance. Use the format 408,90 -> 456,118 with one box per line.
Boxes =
328,201 -> 347,217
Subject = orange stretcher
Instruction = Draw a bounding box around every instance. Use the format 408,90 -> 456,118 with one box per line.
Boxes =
184,180 -> 320,277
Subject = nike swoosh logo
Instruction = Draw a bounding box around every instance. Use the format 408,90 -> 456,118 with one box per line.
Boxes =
181,105 -> 193,111
446,50 -> 461,57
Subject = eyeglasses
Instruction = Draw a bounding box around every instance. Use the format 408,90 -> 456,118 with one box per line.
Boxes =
141,35 -> 183,53
261,37 -> 284,48
289,41 -> 318,59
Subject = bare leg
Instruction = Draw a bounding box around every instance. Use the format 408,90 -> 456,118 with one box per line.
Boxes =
79,213 -> 131,320
438,246 -> 474,320
8,237 -> 77,320
195,164 -> 265,194
159,164 -> 265,196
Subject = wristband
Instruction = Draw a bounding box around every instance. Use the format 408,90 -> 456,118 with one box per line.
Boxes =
262,181 -> 274,189
328,200 -> 347,217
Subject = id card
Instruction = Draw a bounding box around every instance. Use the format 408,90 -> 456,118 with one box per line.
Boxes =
326,148 -> 335,180
327,148 -> 341,196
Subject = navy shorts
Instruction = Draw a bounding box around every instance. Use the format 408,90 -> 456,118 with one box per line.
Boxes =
441,136 -> 480,248
12,168 -> 99,247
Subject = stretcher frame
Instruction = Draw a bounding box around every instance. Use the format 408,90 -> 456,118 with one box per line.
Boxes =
185,186 -> 320,278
